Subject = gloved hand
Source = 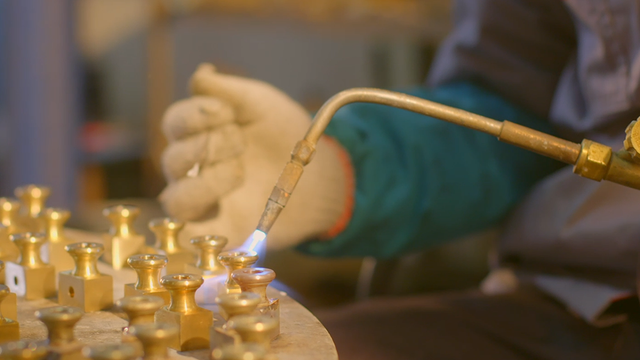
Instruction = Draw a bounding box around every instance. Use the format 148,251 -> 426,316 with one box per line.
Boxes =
159,63 -> 353,249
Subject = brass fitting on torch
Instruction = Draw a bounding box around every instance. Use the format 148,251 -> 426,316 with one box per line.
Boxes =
255,89 -> 640,236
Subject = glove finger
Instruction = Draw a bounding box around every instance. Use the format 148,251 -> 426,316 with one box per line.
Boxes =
159,158 -> 244,221
162,124 -> 244,182
162,96 -> 235,142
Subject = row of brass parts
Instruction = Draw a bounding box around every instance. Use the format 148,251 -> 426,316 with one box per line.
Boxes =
0,185 -> 278,360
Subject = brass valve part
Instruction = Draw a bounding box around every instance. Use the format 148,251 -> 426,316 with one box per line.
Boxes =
103,205 -> 140,238
188,235 -> 228,276
11,233 -> 47,268
14,185 -> 50,218
215,292 -> 261,320
83,343 -> 137,360
66,242 -> 104,279
149,218 -> 184,253
161,274 -> 204,313
211,343 -> 267,360
117,295 -> 165,327
226,315 -> 278,350
130,323 -> 179,360
0,341 -> 48,360
232,268 -> 276,308
42,208 -> 71,242
0,198 -> 21,234
35,306 -> 83,347
218,250 -> 259,293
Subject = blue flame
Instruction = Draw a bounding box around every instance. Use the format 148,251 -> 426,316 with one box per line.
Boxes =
239,230 -> 267,262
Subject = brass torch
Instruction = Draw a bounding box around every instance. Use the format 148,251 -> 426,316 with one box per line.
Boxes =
255,88 -> 640,235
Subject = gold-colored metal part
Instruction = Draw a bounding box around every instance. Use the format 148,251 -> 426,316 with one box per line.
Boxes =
83,343 -> 137,360
185,235 -> 228,277
154,274 -> 213,351
116,295 -> 165,358
35,306 -> 85,360
130,323 -> 179,360
0,341 -> 47,360
216,292 -> 261,321
0,262 -> 17,321
624,120 -> 640,160
0,198 -> 22,235
5,233 -> 56,299
0,285 -> 19,342
124,254 -> 170,305
40,208 -> 75,273
58,243 -> 113,312
211,343 -> 267,360
0,203 -> 21,269
102,205 -> 146,270
226,315 -> 278,350
218,251 -> 259,294
14,185 -> 51,232
573,139 -> 613,181
148,218 -> 194,274
232,268 -> 279,337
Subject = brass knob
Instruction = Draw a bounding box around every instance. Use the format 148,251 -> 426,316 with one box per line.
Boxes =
130,323 -> 179,360
10,233 -> 46,268
41,208 -> 70,242
624,120 -> 640,160
232,268 -> 276,307
0,341 -> 48,360
14,185 -> 50,218
160,274 -> 204,313
117,295 -> 164,327
35,306 -> 83,346
211,343 -> 267,360
148,218 -> 184,253
127,254 -> 168,293
84,343 -> 137,360
191,235 -> 228,275
103,205 -> 140,237
215,292 -> 261,320
218,251 -> 259,292
226,315 -> 278,349
0,198 -> 21,233
65,243 -> 104,279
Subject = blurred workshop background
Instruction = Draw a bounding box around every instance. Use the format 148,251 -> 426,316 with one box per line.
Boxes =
0,0 -> 493,309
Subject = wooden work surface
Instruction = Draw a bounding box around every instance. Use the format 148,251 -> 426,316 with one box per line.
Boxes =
15,230 -> 339,360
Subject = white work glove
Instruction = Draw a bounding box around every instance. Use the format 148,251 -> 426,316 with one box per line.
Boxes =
159,63 -> 352,250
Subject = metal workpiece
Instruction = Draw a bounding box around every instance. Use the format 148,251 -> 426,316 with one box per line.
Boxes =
130,323 -> 178,360
185,235 -> 228,277
102,205 -> 146,270
218,250 -> 259,294
5,233 -> 56,300
0,198 -> 22,235
0,341 -> 48,360
155,274 -> 213,351
0,285 -> 19,342
148,218 -> 194,274
0,262 -> 17,320
232,268 -> 279,337
124,254 -> 170,305
226,315 -> 278,350
83,343 -> 137,360
14,185 -> 50,232
116,295 -> 164,358
211,343 -> 268,360
40,208 -> 75,273
35,306 -> 85,360
0,228 -> 19,280
216,292 -> 261,321
58,243 -> 113,312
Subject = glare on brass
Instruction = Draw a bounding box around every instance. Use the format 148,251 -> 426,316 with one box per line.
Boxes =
102,205 -> 145,270
148,218 -> 193,274
0,341 -> 47,360
124,254 -> 170,305
130,323 -> 179,360
211,343 -> 267,360
185,235 -> 228,277
215,292 -> 261,321
35,306 -> 84,359
0,285 -> 19,343
5,233 -> 56,300
218,251 -> 259,294
40,208 -> 74,273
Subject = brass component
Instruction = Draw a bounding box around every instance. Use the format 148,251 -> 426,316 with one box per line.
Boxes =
0,285 -> 19,342
218,251 -> 259,294
0,198 -> 22,234
58,243 -> 113,312
624,120 -> 640,160
5,233 -> 56,300
124,254 -> 170,305
211,344 -> 267,360
116,295 -> 165,357
226,315 -> 278,350
185,235 -> 228,277
14,185 -> 51,232
40,208 -> 75,273
130,323 -> 179,360
148,218 -> 194,274
35,306 -> 85,360
0,262 -> 17,320
102,205 -> 146,270
573,139 -> 613,181
154,274 -> 213,351
0,341 -> 47,360
0,226 -> 19,268
83,344 -> 137,360
215,292 -> 261,321
232,268 -> 279,337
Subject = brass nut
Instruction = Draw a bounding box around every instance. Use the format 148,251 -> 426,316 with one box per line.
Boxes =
154,274 -> 212,351
124,254 -> 170,305
148,218 -> 194,274
0,341 -> 47,360
218,251 -> 259,294
0,285 -> 19,343
185,235 -> 228,277
40,208 -> 75,273
58,243 -> 113,312
573,139 -> 612,181
102,205 -> 145,270
35,306 -> 84,359
6,233 -> 56,300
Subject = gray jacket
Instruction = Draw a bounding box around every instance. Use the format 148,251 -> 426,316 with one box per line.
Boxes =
428,0 -> 640,324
